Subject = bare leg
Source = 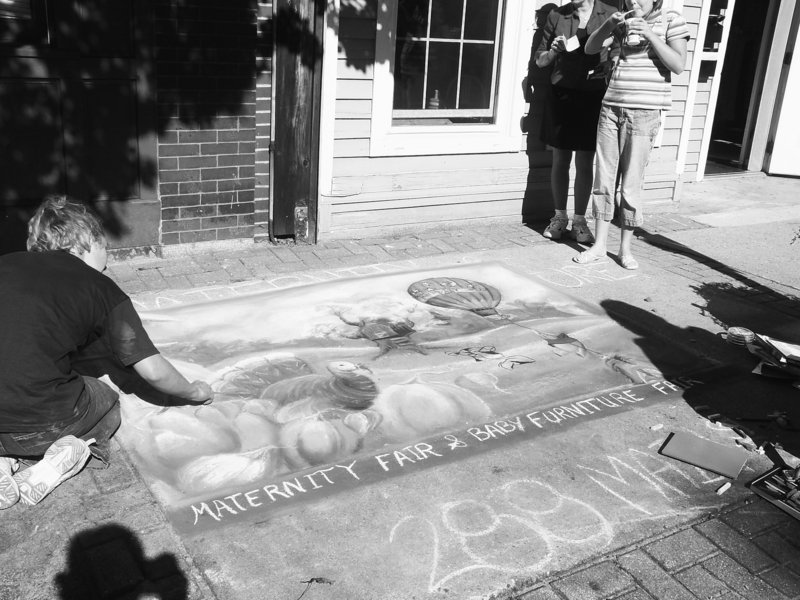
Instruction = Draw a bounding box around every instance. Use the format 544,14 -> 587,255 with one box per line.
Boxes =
550,149 -> 572,212
574,219 -> 610,263
573,150 -> 594,216
618,225 -> 639,269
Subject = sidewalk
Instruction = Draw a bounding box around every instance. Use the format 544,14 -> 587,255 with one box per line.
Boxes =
520,500 -> 800,600
2,173 -> 800,600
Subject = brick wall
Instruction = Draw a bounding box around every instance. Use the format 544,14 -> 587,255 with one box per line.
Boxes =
154,0 -> 266,245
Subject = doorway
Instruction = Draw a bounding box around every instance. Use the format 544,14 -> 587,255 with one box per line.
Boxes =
0,0 -> 158,254
705,1 -> 770,175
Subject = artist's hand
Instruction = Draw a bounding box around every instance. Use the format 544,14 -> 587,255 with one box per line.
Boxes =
187,381 -> 214,404
550,35 -> 568,54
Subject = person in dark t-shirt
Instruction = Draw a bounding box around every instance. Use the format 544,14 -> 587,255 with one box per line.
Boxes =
0,197 -> 214,509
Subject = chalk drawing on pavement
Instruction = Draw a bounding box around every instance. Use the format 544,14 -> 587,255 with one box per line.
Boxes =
386,430 -> 738,596
389,480 -> 614,593
116,262 -> 678,531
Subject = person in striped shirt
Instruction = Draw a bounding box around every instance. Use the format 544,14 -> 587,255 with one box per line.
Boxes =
573,0 -> 689,270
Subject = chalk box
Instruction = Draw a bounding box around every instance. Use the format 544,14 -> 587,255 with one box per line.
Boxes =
750,467 -> 800,521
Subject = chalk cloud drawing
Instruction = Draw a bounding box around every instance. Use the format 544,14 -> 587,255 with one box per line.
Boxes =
118,263 -> 666,509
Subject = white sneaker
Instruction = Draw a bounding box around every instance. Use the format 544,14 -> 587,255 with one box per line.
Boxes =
15,436 -> 94,506
0,457 -> 20,509
571,220 -> 595,244
543,216 -> 569,240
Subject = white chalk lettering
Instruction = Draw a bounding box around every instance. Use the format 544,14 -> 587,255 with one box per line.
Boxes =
212,498 -> 238,517
577,398 -> 601,412
394,448 -> 416,467
414,443 -> 444,459
622,389 -> 645,402
561,403 -> 587,418
225,493 -> 247,512
313,466 -> 336,485
375,453 -> 392,472
543,410 -> 562,424
335,460 -> 360,480
263,484 -> 291,502
651,381 -> 669,395
244,490 -> 262,507
595,395 -> 620,408
608,392 -> 630,404
375,445 -> 444,470
526,411 -> 544,428
283,478 -> 306,496
444,434 -> 468,449
469,419 -> 525,441
304,472 -> 324,489
468,427 -> 490,441
484,423 -> 505,438
191,502 -> 221,525
661,380 -> 681,392
550,407 -> 572,421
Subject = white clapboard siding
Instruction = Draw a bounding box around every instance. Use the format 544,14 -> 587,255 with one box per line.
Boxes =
330,197 -> 530,230
334,119 -> 371,139
323,3 -> 699,234
331,167 -> 533,197
337,58 -> 373,80
335,99 -> 372,119
337,79 -> 373,100
332,152 -> 530,177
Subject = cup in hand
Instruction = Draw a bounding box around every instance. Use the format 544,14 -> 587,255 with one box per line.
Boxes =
625,18 -> 641,46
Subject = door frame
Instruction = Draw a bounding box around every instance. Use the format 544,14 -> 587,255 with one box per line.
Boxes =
269,0 -> 324,243
744,0 -> 799,173
763,0 -> 800,174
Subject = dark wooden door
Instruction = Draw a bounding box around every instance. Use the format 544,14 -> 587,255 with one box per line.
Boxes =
0,0 -> 157,254
272,0 -> 323,241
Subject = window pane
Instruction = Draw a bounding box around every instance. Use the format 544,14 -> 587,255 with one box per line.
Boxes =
0,0 -> 33,20
464,0 -> 498,41
459,43 -> 494,109
394,39 -> 426,109
397,0 -> 428,39
430,0 -> 463,39
426,41 -> 460,109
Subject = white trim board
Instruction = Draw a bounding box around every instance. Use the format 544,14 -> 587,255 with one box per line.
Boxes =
369,1 -> 530,157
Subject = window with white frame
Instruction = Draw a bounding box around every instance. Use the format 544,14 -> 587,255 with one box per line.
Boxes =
370,0 -> 528,156
393,0 -> 503,125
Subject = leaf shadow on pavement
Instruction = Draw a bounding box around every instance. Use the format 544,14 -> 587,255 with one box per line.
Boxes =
55,523 -> 188,599
600,229 -> 800,463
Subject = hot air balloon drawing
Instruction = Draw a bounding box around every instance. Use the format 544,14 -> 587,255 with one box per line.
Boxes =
407,277 -> 504,319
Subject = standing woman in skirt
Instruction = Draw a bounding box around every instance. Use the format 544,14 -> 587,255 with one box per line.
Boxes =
533,0 -> 617,243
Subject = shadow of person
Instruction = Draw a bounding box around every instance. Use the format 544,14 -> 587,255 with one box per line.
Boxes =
55,524 -> 187,600
600,299 -> 800,462
521,3 -> 558,225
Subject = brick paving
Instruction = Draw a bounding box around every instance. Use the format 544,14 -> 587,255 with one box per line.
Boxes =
518,501 -> 800,600
108,213 -> 800,318
103,209 -> 800,600
2,206 -> 798,599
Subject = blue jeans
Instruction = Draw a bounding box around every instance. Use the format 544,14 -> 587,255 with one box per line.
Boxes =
0,376 -> 120,459
591,105 -> 662,227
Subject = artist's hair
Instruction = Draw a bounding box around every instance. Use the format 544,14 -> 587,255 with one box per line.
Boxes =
26,195 -> 106,255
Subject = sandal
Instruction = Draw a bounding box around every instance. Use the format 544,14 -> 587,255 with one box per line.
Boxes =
618,255 -> 639,270
573,250 -> 607,264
